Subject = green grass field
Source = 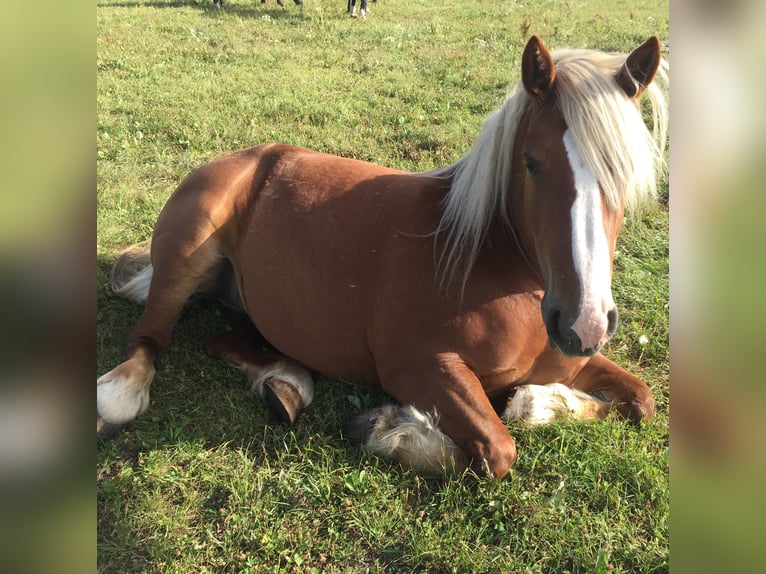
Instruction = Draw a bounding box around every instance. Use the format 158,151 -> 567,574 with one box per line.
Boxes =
97,1 -> 669,571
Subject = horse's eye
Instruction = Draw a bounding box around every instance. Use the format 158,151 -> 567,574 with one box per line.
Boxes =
524,153 -> 540,176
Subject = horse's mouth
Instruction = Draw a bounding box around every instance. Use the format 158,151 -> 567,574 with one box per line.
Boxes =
548,335 -> 601,358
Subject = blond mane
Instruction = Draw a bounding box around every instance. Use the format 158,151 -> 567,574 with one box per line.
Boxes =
431,46 -> 669,291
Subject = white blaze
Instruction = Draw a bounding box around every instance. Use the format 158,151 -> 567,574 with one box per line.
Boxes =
563,130 -> 615,351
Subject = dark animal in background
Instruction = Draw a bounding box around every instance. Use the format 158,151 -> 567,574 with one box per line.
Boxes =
213,0 -> 303,6
348,0 -> 375,18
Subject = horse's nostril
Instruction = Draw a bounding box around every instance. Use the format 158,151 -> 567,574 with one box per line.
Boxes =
606,307 -> 619,338
544,307 -> 563,341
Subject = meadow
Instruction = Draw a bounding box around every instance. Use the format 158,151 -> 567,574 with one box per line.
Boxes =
97,0 -> 669,571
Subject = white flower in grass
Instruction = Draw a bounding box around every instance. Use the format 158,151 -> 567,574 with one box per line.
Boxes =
638,335 -> 649,346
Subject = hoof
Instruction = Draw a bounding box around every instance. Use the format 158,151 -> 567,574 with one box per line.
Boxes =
627,397 -> 655,423
345,409 -> 381,445
97,415 -> 123,441
262,378 -> 304,424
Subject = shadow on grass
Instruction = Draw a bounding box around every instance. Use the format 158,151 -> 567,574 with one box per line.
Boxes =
97,253 -> 389,465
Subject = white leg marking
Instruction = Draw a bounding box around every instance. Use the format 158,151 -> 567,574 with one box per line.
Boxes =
97,358 -> 156,424
502,383 -> 609,425
563,130 -> 615,351
363,405 -> 463,475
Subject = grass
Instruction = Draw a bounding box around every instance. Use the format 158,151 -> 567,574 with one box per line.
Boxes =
97,0 -> 669,572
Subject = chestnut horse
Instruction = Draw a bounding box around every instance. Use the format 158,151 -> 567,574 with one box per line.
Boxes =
97,35 -> 668,478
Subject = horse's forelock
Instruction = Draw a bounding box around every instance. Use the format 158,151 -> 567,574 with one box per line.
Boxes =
553,49 -> 668,213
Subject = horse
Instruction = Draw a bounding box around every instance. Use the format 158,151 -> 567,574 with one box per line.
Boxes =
348,0 -> 374,18
97,35 -> 668,479
262,0 -> 303,6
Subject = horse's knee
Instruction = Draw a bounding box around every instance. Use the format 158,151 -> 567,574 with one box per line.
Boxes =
604,382 -> 654,423
627,385 -> 655,422
572,355 -> 655,424
480,435 -> 517,479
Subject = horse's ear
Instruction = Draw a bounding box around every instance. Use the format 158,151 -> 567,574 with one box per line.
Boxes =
522,35 -> 556,105
616,36 -> 662,99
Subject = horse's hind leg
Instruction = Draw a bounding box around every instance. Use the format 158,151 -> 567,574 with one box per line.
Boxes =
205,321 -> 314,424
568,353 -> 655,423
97,222 -> 225,439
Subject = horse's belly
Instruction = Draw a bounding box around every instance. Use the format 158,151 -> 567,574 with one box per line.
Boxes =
232,227 -> 379,384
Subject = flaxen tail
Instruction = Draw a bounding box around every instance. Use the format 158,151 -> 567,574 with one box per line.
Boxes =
110,239 -> 153,305
109,239 -> 244,311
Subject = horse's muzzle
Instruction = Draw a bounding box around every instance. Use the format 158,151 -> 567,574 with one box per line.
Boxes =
543,304 -> 618,358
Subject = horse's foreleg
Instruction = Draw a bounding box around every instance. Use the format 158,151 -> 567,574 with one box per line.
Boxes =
351,355 -> 517,478
569,353 -> 655,422
346,404 -> 464,476
500,382 -> 612,425
205,321 -> 314,424
97,344 -> 156,439
97,231 -> 224,439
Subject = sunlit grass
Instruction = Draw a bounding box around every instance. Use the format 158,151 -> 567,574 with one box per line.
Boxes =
98,1 -> 669,571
